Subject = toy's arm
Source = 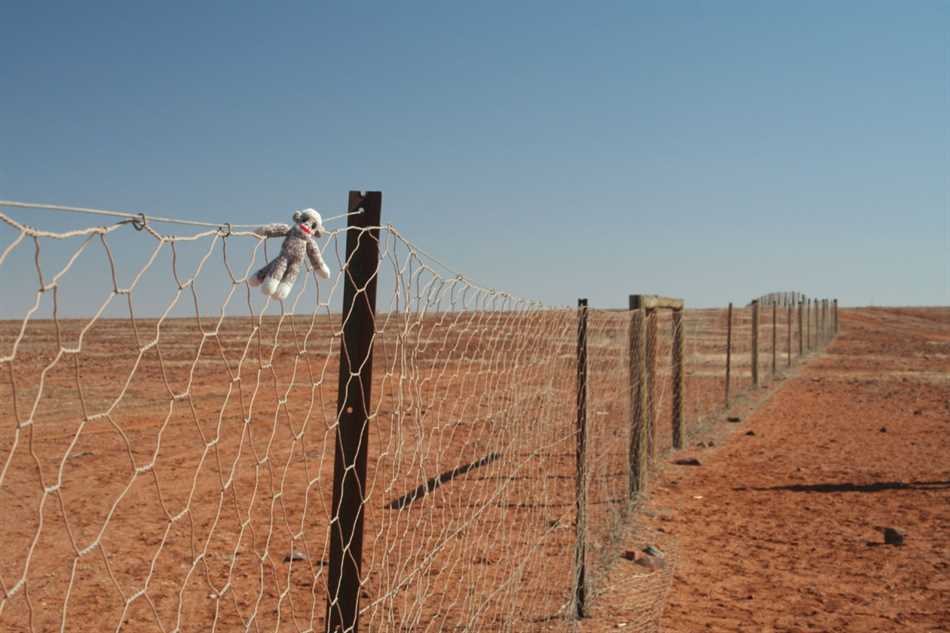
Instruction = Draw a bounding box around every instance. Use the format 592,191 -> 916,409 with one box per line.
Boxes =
254,223 -> 291,238
306,240 -> 331,279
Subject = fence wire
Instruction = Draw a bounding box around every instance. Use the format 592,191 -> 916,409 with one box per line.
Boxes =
0,205 -> 834,633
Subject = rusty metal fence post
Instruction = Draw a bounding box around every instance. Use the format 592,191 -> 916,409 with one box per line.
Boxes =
751,300 -> 759,386
327,191 -> 382,633
573,299 -> 590,618
672,306 -> 685,449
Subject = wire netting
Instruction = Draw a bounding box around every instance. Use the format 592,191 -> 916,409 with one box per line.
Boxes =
0,204 -> 834,633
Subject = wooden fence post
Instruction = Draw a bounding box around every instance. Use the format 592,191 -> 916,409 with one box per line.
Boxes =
771,303 -> 777,377
827,300 -> 831,340
824,299 -> 830,343
574,299 -> 590,618
725,302 -> 733,405
628,301 -> 648,499
834,299 -> 839,334
327,191 -> 382,633
672,306 -> 685,449
806,299 -> 811,352
645,308 -> 657,459
786,303 -> 792,367
798,300 -> 804,357
751,300 -> 759,386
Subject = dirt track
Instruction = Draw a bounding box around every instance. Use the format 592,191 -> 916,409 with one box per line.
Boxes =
583,307 -> 949,632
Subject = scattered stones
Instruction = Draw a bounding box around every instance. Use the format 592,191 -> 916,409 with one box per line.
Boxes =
879,426 -> 887,433
620,545 -> 666,570
639,547 -> 667,570
673,457 -> 702,466
745,431 -> 756,436
883,527 -> 905,546
912,409 -> 922,416
622,546 -> 667,570
727,416 -> 741,422
284,550 -> 307,563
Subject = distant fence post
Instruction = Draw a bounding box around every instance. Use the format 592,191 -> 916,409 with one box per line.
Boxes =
798,300 -> 804,357
628,299 -> 648,499
821,299 -> 831,343
834,299 -> 839,334
327,191 -> 382,633
629,295 -> 659,462
671,306 -> 685,449
786,303 -> 792,367
751,300 -> 759,386
824,299 -> 830,343
645,309 -> 657,460
827,299 -> 832,340
805,299 -> 811,352
771,303 -> 777,377
573,298 -> 590,618
725,302 -> 733,405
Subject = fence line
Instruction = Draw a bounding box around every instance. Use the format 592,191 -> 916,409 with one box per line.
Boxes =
0,194 -> 838,633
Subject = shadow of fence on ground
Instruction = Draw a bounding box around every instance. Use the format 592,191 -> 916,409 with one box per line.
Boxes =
384,452 -> 504,509
735,480 -> 950,494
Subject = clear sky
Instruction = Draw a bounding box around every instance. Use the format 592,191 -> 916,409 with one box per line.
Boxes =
2,1 -> 948,314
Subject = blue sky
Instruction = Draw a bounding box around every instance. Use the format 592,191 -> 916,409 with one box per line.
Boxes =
1,1 -> 948,314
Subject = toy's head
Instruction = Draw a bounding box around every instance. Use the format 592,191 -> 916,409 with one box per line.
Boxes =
292,208 -> 325,237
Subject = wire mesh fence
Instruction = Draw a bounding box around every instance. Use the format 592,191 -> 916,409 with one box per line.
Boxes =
0,198 -> 837,632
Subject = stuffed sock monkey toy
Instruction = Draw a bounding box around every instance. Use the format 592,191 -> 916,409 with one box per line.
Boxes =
249,208 -> 331,300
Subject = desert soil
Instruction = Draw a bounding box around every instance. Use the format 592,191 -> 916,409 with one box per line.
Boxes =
581,307 -> 949,632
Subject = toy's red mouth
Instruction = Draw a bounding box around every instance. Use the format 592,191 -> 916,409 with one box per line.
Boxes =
298,224 -> 312,234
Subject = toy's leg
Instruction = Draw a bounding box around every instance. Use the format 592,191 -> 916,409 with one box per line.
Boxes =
275,260 -> 302,300
250,258 -> 276,287
261,256 -> 288,296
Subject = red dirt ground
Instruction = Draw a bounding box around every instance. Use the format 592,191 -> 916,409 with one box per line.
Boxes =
0,301 -> 759,633
581,307 -> 949,632
4,304 -> 938,632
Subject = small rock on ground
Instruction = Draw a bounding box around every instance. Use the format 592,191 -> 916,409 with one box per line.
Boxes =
673,457 -> 702,466
883,527 -> 905,546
